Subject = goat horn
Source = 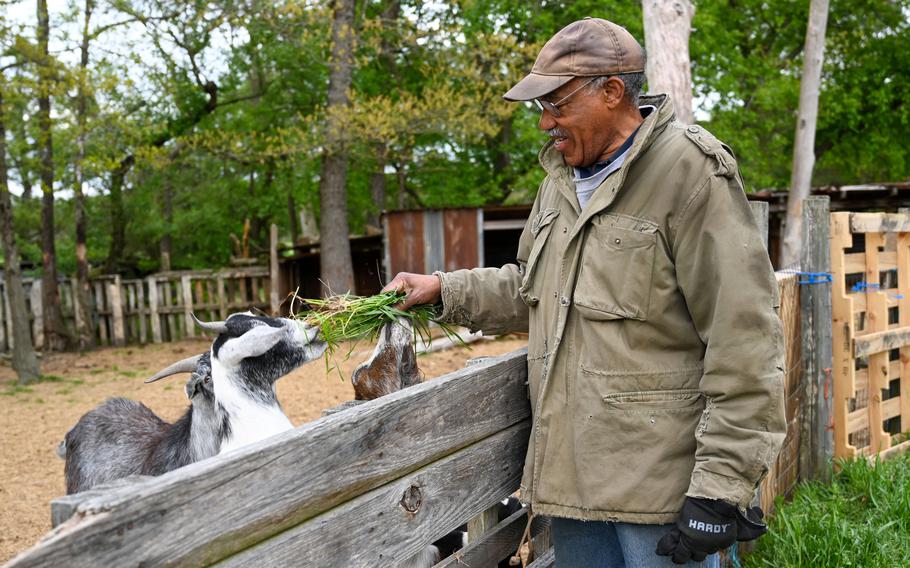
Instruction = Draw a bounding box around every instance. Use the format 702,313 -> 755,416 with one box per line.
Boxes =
145,354 -> 203,383
192,313 -> 229,334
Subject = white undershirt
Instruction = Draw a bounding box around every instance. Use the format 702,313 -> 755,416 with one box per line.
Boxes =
572,105 -> 656,209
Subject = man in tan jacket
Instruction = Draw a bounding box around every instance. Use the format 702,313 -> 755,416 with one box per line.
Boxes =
384,17 -> 785,568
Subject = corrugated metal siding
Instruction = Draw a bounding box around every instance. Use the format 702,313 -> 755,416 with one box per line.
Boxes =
385,211 -> 425,281
443,209 -> 481,272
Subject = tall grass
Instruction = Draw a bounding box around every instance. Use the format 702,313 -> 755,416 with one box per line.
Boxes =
746,453 -> 910,568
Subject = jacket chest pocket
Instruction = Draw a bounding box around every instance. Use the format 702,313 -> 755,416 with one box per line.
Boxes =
519,208 -> 560,307
574,223 -> 657,321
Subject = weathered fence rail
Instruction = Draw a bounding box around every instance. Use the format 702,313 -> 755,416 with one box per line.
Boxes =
0,267 -> 270,352
6,349 -> 538,568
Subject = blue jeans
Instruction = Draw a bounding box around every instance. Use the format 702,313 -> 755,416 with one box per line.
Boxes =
550,517 -> 720,568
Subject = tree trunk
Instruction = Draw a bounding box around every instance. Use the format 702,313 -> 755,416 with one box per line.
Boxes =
365,1 -> 400,230
160,175 -> 173,271
105,156 -> 132,273
642,0 -> 695,124
367,142 -> 387,230
0,82 -> 41,383
36,0 -> 69,351
318,0 -> 357,295
74,0 -> 95,348
781,0 -> 830,267
396,162 -> 407,209
493,117 -> 513,202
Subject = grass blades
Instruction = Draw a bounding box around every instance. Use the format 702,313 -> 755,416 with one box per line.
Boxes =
745,453 -> 910,568
291,291 -> 466,378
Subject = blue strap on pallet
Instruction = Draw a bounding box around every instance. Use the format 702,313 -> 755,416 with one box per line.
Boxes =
795,271 -> 832,285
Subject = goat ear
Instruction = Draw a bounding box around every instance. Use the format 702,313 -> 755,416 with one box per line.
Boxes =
216,324 -> 285,366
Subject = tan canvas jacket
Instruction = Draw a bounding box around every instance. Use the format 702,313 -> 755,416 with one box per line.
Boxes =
437,94 -> 786,523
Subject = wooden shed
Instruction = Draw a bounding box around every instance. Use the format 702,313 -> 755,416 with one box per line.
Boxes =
381,205 -> 532,282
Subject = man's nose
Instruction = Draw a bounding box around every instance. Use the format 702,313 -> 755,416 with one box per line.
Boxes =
538,109 -> 557,131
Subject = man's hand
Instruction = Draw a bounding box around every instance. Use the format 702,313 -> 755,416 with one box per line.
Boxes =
382,272 -> 442,310
656,497 -> 768,564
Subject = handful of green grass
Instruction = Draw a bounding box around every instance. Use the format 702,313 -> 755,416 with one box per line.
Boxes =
291,291 -> 464,375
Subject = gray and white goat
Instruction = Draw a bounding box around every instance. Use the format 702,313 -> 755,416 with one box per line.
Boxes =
62,313 -> 326,494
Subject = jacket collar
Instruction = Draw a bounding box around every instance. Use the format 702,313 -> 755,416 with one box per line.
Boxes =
537,94 -> 676,236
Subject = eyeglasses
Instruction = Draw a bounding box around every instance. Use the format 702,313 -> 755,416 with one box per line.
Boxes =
534,77 -> 598,118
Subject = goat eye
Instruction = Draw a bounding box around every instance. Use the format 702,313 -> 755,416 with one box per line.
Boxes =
204,376 -> 212,383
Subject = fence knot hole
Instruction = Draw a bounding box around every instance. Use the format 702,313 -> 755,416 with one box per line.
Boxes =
400,484 -> 422,514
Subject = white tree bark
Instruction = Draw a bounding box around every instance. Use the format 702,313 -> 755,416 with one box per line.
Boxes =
781,0 -> 830,268
642,0 -> 695,124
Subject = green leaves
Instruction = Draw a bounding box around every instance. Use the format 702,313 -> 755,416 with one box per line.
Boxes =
3,0 -> 908,274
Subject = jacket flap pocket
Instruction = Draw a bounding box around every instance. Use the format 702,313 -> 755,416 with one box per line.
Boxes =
531,208 -> 560,237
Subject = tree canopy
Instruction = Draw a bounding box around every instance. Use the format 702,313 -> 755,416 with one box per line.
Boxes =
1,0 -> 907,275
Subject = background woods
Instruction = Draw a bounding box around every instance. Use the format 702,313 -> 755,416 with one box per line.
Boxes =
0,0 -> 906,319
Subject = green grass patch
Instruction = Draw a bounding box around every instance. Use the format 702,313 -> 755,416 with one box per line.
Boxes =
70,379 -> 85,386
39,375 -> 65,383
746,453 -> 910,568
119,370 -> 138,378
1,385 -> 34,396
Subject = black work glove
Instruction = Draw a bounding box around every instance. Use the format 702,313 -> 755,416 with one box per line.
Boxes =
655,497 -> 768,565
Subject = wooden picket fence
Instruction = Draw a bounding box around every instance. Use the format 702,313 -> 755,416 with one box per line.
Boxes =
0,268 -> 271,351
830,212 -> 910,461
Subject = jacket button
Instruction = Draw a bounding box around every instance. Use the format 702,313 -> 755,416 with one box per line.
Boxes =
562,227 -> 567,233
614,238 -> 622,245
687,125 -> 699,133
560,296 -> 570,306
529,296 -> 539,305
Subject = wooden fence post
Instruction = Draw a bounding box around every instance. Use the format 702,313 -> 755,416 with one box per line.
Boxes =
109,277 -> 126,347
799,196 -> 834,481
147,276 -> 162,343
3,283 -> 13,350
270,224 -> 280,315
217,274 -> 227,320
136,281 -> 147,344
70,277 -> 83,343
0,283 -> 6,352
29,279 -> 43,351
182,275 -> 195,337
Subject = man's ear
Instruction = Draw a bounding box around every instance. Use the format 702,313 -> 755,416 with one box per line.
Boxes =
216,325 -> 285,366
602,76 -> 626,109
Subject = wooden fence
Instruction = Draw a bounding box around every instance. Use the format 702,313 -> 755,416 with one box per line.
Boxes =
830,212 -> 910,461
5,262 -> 806,567
4,204 -> 891,567
0,267 -> 271,352
758,271 -> 802,514
5,349 -> 557,568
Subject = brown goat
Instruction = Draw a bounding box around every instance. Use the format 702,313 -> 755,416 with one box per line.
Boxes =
351,318 -> 423,400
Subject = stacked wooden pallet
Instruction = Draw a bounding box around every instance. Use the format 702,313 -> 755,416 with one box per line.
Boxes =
830,212 -> 910,461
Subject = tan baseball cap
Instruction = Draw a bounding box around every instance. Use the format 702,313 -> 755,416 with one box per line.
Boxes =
503,17 -> 645,102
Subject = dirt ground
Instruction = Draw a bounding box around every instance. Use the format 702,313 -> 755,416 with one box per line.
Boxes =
0,334 -> 527,564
